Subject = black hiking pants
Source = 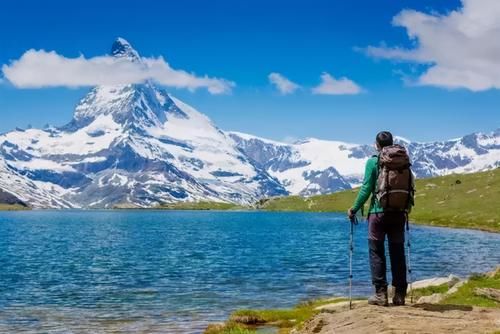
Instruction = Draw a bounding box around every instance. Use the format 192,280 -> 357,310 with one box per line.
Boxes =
368,212 -> 408,293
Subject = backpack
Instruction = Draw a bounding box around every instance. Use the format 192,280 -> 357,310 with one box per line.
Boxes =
376,144 -> 415,211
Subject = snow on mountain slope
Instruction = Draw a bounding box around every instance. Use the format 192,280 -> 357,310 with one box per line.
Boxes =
0,156 -> 74,208
2,114 -> 122,157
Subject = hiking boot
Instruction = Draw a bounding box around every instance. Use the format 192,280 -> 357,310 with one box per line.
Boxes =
368,286 -> 388,306
393,290 -> 406,306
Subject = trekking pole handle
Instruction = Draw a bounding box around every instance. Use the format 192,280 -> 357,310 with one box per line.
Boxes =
350,215 -> 358,225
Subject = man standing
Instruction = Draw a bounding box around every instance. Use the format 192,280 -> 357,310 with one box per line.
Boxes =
348,131 -> 414,306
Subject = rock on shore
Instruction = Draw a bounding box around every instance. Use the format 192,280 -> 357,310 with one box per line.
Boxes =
296,303 -> 500,334
296,271 -> 500,334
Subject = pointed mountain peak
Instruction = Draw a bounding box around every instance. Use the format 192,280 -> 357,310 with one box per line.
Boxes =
111,37 -> 140,62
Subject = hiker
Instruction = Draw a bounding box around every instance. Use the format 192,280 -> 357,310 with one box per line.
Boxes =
347,131 -> 414,306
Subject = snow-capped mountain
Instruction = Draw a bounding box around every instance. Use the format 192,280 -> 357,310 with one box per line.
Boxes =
0,38 -> 498,208
404,131 -> 500,177
228,132 -> 370,195
228,130 -> 500,196
0,38 -> 286,208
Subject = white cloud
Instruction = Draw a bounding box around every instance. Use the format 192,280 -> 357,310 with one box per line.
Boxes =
2,50 -> 234,94
311,72 -> 362,95
268,72 -> 300,94
365,0 -> 500,91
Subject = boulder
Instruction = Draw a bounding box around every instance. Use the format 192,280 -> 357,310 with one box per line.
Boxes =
409,274 -> 460,293
416,293 -> 445,304
473,288 -> 500,302
446,279 -> 467,295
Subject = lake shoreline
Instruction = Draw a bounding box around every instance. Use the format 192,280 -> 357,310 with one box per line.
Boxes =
3,206 -> 498,234
3,169 -> 498,232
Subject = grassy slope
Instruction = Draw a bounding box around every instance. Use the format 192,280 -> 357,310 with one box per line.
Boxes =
259,168 -> 500,232
0,203 -> 29,211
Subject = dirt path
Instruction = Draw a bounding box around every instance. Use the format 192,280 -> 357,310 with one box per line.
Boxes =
297,302 -> 500,334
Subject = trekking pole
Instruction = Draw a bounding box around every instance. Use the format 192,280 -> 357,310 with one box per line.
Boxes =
349,215 -> 358,310
406,216 -> 413,303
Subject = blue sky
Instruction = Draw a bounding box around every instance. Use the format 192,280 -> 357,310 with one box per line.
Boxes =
1,0 -> 499,144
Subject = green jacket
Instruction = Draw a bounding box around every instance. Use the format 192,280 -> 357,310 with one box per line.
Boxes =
351,155 -> 384,214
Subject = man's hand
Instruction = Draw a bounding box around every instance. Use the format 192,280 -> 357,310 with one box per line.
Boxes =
347,208 -> 356,220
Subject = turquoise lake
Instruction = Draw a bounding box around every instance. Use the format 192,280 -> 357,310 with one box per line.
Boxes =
0,210 -> 498,333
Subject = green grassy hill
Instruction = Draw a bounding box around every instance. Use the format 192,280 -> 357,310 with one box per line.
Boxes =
259,168 -> 500,232
0,203 -> 29,211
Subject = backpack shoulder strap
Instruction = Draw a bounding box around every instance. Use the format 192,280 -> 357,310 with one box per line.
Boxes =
373,154 -> 380,169
374,154 -> 382,195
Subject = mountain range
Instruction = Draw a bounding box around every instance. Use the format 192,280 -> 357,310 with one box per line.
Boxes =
1,39 -> 499,208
